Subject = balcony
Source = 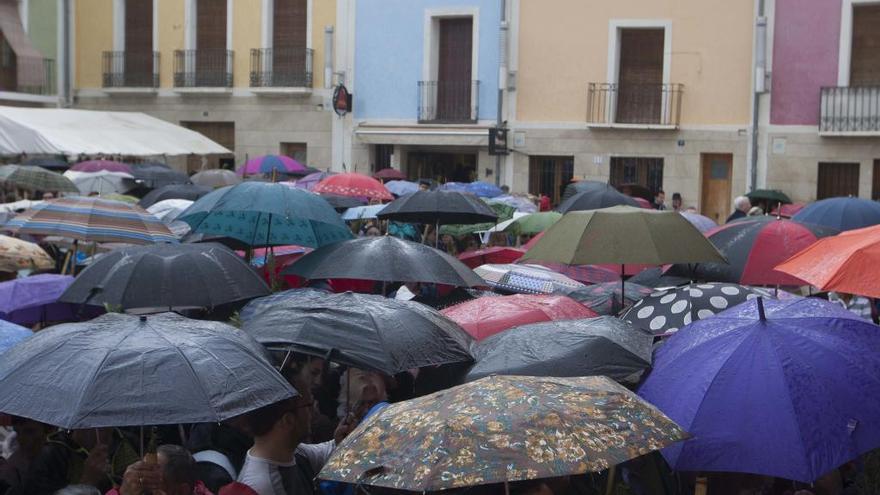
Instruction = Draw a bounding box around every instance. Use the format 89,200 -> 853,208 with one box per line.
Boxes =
102,51 -> 159,91
586,83 -> 683,129
820,86 -> 880,135
0,55 -> 55,97
250,47 -> 313,94
418,80 -> 480,123
173,49 -> 233,91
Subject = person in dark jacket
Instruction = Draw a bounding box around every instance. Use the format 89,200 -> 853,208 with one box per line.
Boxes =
725,195 -> 751,223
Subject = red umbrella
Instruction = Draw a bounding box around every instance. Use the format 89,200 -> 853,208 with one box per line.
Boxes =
457,247 -> 524,269
314,173 -> 394,201
441,294 -> 597,340
633,197 -> 654,209
373,168 -> 407,180
771,202 -> 806,218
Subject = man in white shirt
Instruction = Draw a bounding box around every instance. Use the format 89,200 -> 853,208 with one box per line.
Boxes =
237,379 -> 355,495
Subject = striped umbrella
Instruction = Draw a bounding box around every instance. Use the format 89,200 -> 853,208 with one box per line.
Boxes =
0,165 -> 79,194
4,197 -> 176,245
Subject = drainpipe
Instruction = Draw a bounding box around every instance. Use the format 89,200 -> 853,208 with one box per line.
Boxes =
749,0 -> 767,192
495,0 -> 508,186
61,0 -> 72,107
324,26 -> 334,89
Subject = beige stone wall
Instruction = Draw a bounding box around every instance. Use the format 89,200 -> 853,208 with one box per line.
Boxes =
764,131 -> 880,203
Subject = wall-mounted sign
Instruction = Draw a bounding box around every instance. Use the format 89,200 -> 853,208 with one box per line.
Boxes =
489,127 -> 508,156
333,84 -> 352,116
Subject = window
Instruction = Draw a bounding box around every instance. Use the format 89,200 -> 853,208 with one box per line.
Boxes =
123,0 -> 153,86
420,10 -> 478,123
280,142 -> 307,165
374,145 -> 394,172
529,156 -> 574,205
873,160 -> 880,200
616,29 -> 665,124
271,0 -> 308,86
817,162 -> 860,199
609,157 -> 664,196
850,4 -> 880,86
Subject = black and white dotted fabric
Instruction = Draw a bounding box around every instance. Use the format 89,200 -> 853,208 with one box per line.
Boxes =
622,283 -> 765,336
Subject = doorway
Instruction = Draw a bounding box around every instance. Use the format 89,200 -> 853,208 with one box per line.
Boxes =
406,151 -> 476,183
181,121 -> 235,173
700,153 -> 732,224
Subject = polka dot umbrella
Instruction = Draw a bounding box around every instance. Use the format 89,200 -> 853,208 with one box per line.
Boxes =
621,282 -> 769,336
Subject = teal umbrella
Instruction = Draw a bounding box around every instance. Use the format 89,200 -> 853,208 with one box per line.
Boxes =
177,182 -> 352,248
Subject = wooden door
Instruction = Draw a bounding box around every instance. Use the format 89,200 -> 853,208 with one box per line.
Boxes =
616,29 -> 664,124
437,18 -> 473,121
529,156 -> 574,205
851,5 -> 880,85
196,0 -> 227,85
181,121 -> 235,173
273,0 -> 308,86
124,0 -> 152,86
700,154 -> 732,224
873,160 -> 880,200
817,162 -> 860,199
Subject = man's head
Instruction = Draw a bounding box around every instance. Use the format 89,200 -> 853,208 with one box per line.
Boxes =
280,353 -> 324,390
672,193 -> 682,210
655,190 -> 666,203
11,416 -> 50,459
246,379 -> 313,447
157,444 -> 198,495
734,195 -> 751,213
500,185 -> 510,194
42,192 -> 55,200
418,181 -> 430,191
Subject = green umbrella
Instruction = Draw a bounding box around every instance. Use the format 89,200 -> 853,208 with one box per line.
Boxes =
0,165 -> 79,194
503,211 -> 563,235
319,375 -> 687,491
521,206 -> 726,306
746,189 -> 791,205
439,202 -> 515,237
99,193 -> 140,204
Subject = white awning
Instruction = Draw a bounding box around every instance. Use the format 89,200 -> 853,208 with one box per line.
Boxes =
0,106 -> 232,157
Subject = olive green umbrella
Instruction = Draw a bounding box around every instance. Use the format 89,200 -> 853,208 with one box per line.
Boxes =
503,211 -> 562,235
0,165 -> 79,194
521,206 -> 726,306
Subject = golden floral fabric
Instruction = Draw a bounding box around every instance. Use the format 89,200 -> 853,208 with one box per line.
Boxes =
0,235 -> 53,272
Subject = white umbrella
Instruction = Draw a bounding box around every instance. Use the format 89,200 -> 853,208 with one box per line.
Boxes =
64,170 -> 136,195
147,199 -> 194,223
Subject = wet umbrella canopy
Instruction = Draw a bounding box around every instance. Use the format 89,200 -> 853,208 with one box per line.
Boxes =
59,243 -> 270,312
242,291 -> 474,375
557,183 -> 639,213
284,236 -> 484,287
319,375 -> 687,491
138,184 -> 213,208
466,316 -> 653,382
0,312 -> 296,428
378,190 -> 498,225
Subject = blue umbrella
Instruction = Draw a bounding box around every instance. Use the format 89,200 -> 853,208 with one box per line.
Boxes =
341,204 -> 386,221
465,181 -> 503,198
385,180 -> 419,197
793,197 -> 880,232
0,319 -> 31,355
177,182 -> 352,248
639,297 -> 880,483
438,182 -> 469,193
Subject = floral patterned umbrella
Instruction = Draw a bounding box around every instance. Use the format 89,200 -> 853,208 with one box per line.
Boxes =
0,235 -> 54,272
319,375 -> 688,491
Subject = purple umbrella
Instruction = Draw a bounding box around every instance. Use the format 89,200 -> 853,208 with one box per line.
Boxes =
70,160 -> 133,174
680,211 -> 717,233
639,297 -> 880,483
294,172 -> 334,191
0,319 -> 31,354
0,274 -> 102,325
238,155 -> 307,176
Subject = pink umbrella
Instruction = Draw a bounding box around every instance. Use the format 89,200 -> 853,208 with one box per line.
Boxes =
238,155 -> 307,176
313,173 -> 394,201
70,160 -> 132,174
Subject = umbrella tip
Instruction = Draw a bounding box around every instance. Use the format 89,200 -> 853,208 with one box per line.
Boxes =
756,297 -> 766,322
139,315 -> 147,323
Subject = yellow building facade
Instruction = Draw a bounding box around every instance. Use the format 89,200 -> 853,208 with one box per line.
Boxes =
73,0 -> 338,171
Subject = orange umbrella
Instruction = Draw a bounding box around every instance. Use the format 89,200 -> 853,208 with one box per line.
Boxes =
775,224 -> 880,298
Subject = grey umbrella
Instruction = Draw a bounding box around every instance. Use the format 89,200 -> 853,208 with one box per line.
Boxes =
0,312 -> 296,428
59,243 -> 270,312
242,291 -> 474,375
131,163 -> 190,189
283,236 -> 484,287
465,316 -> 653,382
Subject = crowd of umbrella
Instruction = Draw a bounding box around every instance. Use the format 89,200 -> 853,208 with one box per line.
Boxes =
0,155 -> 880,492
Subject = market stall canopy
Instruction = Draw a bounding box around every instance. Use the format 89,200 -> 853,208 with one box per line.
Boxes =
0,107 -> 231,156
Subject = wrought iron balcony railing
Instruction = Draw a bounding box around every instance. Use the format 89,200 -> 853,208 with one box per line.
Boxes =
102,51 -> 159,88
418,80 -> 480,123
250,47 -> 314,88
0,56 -> 55,95
820,86 -> 880,134
173,49 -> 233,88
587,82 -> 683,127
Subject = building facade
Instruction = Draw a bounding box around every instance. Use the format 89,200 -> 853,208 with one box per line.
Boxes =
72,0 -> 336,171
760,0 -> 880,203
0,0 -> 61,107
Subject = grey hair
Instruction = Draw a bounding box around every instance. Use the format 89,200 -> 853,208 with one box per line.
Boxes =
734,195 -> 751,211
54,486 -> 101,495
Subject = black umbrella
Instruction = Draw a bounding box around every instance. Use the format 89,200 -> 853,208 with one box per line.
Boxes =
138,184 -> 213,208
131,163 -> 190,189
622,282 -> 768,336
377,190 -> 498,225
628,267 -> 691,288
557,183 -> 639,213
560,180 -> 613,203
59,243 -> 270,312
242,291 -> 474,375
283,236 -> 484,287
319,193 -> 366,211
22,157 -> 68,170
566,281 -> 653,315
0,312 -> 295,428
466,316 -> 653,383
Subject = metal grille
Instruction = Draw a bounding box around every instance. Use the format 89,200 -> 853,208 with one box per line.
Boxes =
102,51 -> 159,88
587,83 -> 683,126
609,157 -> 664,197
173,49 -> 233,88
249,47 -> 313,87
820,86 -> 880,133
418,80 -> 480,123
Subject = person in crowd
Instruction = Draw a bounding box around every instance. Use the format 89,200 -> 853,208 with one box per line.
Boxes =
113,444 -> 212,495
500,185 -> 510,194
236,377 -> 355,495
22,428 -> 139,495
726,196 -> 751,223
747,206 -> 764,217
336,368 -> 389,421
187,418 -> 252,482
671,193 -> 682,211
418,181 -> 430,192
0,417 -> 52,495
440,234 -> 458,255
42,192 -> 55,201
363,225 -> 381,237
53,485 -> 100,495
653,190 -> 666,210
